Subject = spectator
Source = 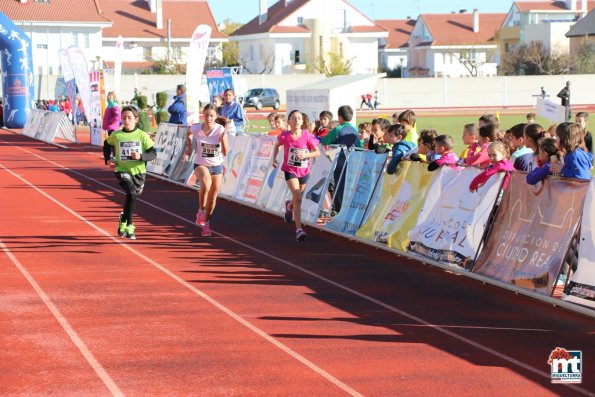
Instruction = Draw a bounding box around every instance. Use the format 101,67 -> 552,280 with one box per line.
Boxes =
557,81 -> 571,121
508,123 -> 529,162
526,138 -> 560,185
268,113 -> 286,136
397,110 -> 418,143
459,123 -> 479,163
466,123 -> 500,169
220,89 -> 245,132
368,118 -> 391,153
267,112 -> 277,129
167,84 -> 187,125
314,110 -> 333,141
478,114 -> 499,128
469,141 -> 514,192
514,123 -> 543,172
373,90 -> 380,110
551,122 -> 593,180
575,112 -> 591,154
386,123 -> 416,175
428,134 -> 458,171
103,91 -> 122,136
526,112 -> 536,124
358,122 -> 372,148
409,129 -> 438,162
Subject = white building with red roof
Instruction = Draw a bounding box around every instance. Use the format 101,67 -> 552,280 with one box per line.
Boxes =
498,0 -> 594,58
230,0 -> 387,75
406,10 -> 505,78
376,18 -> 415,74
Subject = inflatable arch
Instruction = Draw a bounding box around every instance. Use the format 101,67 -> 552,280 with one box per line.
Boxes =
0,12 -> 34,128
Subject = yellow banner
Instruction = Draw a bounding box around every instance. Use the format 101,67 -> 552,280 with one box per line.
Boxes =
356,161 -> 434,251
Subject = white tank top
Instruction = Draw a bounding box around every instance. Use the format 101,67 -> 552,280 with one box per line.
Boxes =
190,123 -> 225,166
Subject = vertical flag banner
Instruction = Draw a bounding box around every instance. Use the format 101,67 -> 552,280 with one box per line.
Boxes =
563,180 -> 595,308
58,49 -> 77,125
473,173 -> 589,295
67,46 -> 91,124
234,136 -> 276,204
186,24 -> 211,125
88,70 -> 103,145
221,134 -> 249,197
301,147 -> 339,224
356,162 -> 434,251
114,35 -> 124,98
326,151 -> 387,235
407,167 -> 503,268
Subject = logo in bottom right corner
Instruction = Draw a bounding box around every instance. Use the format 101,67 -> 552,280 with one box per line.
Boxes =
548,347 -> 582,384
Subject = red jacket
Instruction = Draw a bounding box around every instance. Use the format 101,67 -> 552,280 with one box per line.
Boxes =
469,159 -> 514,191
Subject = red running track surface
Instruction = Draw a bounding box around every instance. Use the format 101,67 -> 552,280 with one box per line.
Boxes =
0,130 -> 593,396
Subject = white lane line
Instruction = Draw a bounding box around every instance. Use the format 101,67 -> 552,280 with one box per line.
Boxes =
0,163 -> 363,396
0,240 -> 124,397
4,143 -> 593,396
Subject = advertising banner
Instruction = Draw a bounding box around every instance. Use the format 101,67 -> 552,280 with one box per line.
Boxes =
186,24 -> 211,125
147,123 -> 183,175
113,35 -> 124,98
473,173 -> 589,295
57,49 -> 77,125
220,134 -> 249,197
301,147 -> 339,224
257,150 -> 290,215
407,167 -> 503,268
325,151 -> 387,235
206,68 -> 234,100
88,70 -> 103,146
66,46 -> 91,125
563,181 -> 595,308
355,161 -> 434,251
234,136 -> 276,204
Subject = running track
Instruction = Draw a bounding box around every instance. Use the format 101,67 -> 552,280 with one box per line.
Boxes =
1,130 -> 593,397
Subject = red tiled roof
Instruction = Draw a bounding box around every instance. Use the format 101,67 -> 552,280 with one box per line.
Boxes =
420,13 -> 506,46
99,0 -> 226,40
514,1 -> 595,12
376,19 -> 415,49
350,25 -> 387,33
0,0 -> 111,23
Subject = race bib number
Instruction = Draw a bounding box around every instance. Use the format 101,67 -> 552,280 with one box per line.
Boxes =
120,141 -> 141,161
201,142 -> 220,158
288,147 -> 308,168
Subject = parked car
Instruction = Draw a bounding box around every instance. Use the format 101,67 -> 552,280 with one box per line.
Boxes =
243,88 -> 280,110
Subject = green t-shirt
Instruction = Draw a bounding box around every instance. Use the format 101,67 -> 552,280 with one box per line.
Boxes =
106,128 -> 154,175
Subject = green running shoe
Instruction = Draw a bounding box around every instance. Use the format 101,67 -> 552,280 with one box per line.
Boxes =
125,223 -> 136,240
117,212 -> 127,237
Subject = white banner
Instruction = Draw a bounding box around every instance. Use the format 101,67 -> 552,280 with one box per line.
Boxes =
114,35 -> 124,98
408,166 -> 503,268
536,97 -> 566,123
88,70 -> 103,146
22,109 -> 72,144
301,147 -> 339,224
221,134 -> 249,197
147,123 -> 184,175
66,46 -> 91,123
257,150 -> 290,215
563,180 -> 595,308
186,24 -> 211,125
234,136 -> 276,204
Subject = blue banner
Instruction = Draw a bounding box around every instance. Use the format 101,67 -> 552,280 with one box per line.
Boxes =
206,68 -> 234,101
326,151 -> 387,235
0,12 -> 34,128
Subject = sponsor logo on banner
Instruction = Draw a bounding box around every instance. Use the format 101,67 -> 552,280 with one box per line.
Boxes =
257,150 -> 290,215
221,134 -> 249,197
301,147 -> 338,224
206,68 -> 234,100
473,173 -> 589,295
8,77 -> 26,95
234,136 -> 275,203
548,347 -> 582,384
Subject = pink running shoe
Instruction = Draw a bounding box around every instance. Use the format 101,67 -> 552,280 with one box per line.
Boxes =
284,200 -> 293,223
196,210 -> 206,226
201,222 -> 212,237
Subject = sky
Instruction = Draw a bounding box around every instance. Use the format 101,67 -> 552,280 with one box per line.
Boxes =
208,0 -> 515,24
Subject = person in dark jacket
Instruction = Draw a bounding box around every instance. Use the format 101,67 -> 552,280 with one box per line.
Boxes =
168,84 -> 187,125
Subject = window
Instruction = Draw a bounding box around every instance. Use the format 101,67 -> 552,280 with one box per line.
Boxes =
319,35 -> 323,54
143,47 -> 152,59
294,50 -> 300,64
297,16 -> 304,25
36,44 -> 48,49
72,32 -> 79,47
49,66 -> 53,75
84,33 -> 90,49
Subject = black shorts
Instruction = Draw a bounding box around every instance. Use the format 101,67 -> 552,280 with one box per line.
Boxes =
284,171 -> 309,185
116,171 -> 146,195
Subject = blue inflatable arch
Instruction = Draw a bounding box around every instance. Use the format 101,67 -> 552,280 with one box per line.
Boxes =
0,12 -> 34,128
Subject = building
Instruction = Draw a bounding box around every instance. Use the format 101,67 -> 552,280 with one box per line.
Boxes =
376,18 -> 415,75
566,8 -> 595,58
230,0 -> 388,75
497,0 -> 594,59
99,0 -> 227,73
406,10 -> 505,78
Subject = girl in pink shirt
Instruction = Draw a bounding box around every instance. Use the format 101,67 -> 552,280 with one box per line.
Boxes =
469,141 -> 514,192
466,123 -> 500,169
272,110 -> 320,242
185,104 -> 229,237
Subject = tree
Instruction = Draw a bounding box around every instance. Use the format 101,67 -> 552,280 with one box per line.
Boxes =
220,19 -> 243,66
142,48 -> 186,74
306,52 -> 354,77
499,42 -> 570,75
451,48 -> 494,77
238,47 -> 276,74
572,42 -> 595,74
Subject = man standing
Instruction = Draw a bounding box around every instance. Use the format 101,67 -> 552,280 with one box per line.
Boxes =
557,81 -> 571,121
168,84 -> 187,125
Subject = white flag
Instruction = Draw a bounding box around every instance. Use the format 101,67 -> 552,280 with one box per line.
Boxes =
185,24 -> 211,125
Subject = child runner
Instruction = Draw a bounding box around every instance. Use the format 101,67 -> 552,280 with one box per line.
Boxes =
185,103 -> 229,237
428,134 -> 458,171
103,105 -> 156,239
272,110 -> 320,242
526,138 -> 560,185
469,141 -> 514,192
221,89 -> 245,132
551,122 -> 593,180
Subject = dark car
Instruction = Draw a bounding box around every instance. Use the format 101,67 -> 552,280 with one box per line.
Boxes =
243,88 -> 280,110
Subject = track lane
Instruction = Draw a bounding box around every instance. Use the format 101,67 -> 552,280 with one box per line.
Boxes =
1,131 -> 593,396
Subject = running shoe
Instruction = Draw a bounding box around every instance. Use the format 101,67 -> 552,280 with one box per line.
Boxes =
296,228 -> 307,242
202,222 -> 212,237
125,224 -> 136,240
117,212 -> 127,237
196,209 -> 206,226
284,200 -> 293,223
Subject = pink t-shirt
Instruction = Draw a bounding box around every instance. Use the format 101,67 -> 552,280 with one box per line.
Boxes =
190,123 -> 225,167
277,130 -> 319,178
